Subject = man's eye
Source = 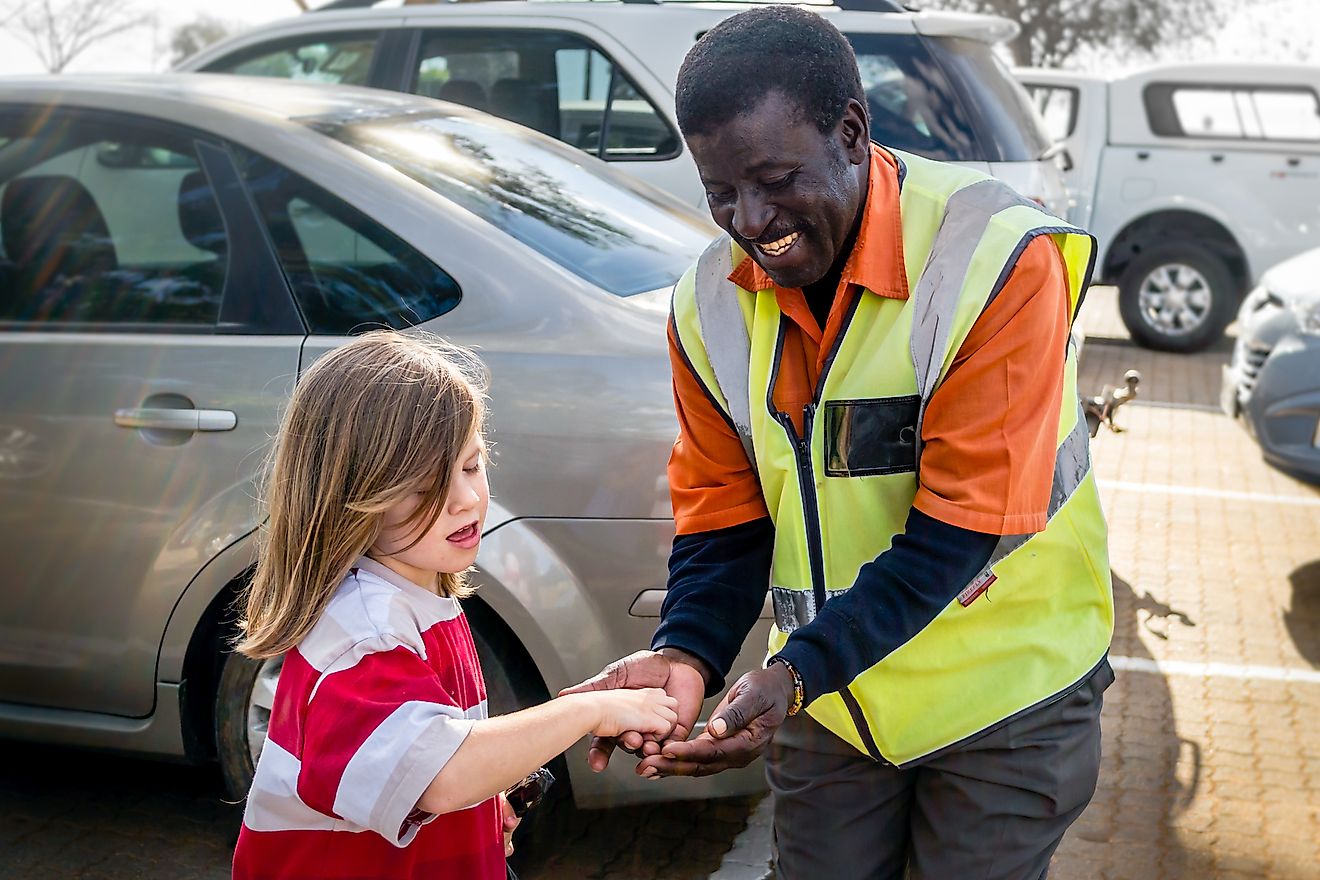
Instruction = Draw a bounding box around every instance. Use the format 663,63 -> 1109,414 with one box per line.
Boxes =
706,189 -> 735,204
765,171 -> 797,190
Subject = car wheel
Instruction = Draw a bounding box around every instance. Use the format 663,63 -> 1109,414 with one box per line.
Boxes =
468,610 -> 572,861
215,649 -> 282,801
1118,244 -> 1239,353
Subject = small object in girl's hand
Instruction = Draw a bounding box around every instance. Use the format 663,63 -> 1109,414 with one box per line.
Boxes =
504,767 -> 555,818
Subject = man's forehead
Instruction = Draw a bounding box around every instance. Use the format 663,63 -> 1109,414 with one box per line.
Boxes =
691,93 -> 821,166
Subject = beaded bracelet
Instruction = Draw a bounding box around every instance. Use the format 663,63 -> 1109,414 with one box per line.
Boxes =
768,655 -> 805,717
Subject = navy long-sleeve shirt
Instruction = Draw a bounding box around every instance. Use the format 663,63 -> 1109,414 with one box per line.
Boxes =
651,508 -> 998,703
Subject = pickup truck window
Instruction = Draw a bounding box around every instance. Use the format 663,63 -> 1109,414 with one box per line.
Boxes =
1146,84 -> 1320,142
1026,85 -> 1079,143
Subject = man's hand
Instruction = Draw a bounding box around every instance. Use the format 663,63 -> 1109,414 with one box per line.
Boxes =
637,663 -> 793,778
558,649 -> 708,772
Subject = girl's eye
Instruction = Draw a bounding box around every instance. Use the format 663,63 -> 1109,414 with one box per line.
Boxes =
463,461 -> 482,475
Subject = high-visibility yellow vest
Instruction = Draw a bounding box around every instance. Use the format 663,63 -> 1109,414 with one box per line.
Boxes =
670,149 -> 1114,766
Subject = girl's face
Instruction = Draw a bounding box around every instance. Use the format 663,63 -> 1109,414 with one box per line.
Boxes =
370,431 -> 489,590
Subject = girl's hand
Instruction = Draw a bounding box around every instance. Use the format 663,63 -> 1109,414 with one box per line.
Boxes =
499,793 -> 520,858
591,687 -> 679,739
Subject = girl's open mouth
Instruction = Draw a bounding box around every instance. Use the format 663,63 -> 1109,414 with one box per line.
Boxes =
447,522 -> 480,548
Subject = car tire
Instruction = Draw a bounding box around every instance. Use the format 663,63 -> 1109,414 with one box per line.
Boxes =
215,648 -> 278,802
1118,243 -> 1239,353
467,608 -> 572,862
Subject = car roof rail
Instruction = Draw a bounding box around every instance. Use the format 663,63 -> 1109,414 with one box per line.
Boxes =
833,0 -> 909,11
311,0 -> 381,11
306,0 -> 912,11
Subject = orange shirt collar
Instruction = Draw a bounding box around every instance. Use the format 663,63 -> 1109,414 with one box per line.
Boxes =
727,144 -> 909,300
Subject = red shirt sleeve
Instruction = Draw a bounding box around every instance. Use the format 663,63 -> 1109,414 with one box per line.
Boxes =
667,320 -> 769,535
912,234 -> 1072,535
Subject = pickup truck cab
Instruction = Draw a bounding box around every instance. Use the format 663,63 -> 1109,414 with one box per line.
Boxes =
1019,64 -> 1320,353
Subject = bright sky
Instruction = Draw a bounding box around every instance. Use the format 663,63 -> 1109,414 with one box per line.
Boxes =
0,0 -> 1317,76
0,0 -> 306,74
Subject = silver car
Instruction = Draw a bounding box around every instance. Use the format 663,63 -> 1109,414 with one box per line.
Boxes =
1222,247 -> 1320,483
0,74 -> 770,809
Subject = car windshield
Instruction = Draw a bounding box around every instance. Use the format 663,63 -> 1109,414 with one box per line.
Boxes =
845,33 -> 1051,163
926,37 -> 1054,162
305,109 -> 712,296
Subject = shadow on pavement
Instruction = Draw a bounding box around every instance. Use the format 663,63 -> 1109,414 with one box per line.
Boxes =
1285,559 -> 1320,668
0,741 -> 240,879
1060,572 -> 1203,875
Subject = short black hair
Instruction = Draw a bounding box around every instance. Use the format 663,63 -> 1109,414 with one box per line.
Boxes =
675,6 -> 865,137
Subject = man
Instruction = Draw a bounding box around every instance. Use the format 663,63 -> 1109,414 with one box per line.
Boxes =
562,8 -> 1114,878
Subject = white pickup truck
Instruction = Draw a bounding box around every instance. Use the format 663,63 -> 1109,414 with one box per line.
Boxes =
1018,64 -> 1320,353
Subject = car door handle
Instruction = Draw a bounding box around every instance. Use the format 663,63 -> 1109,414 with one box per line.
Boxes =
114,407 -> 237,432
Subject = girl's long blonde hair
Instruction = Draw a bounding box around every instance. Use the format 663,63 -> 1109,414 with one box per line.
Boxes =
237,330 -> 487,660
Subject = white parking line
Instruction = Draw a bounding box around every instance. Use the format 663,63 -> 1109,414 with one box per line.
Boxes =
1128,400 -> 1223,413
1097,479 -> 1320,508
1110,655 -> 1320,684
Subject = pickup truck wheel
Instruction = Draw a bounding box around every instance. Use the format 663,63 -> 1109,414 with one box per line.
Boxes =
1118,244 -> 1238,353
216,650 -> 281,801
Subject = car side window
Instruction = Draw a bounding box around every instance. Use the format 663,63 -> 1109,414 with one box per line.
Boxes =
235,149 -> 461,334
204,32 -> 379,86
0,113 -> 227,330
413,29 -> 678,161
1146,84 -> 1320,142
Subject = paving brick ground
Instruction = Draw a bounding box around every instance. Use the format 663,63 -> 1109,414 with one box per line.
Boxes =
1051,287 -> 1320,880
2,287 -> 1318,880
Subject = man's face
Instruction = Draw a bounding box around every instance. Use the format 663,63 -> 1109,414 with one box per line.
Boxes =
687,91 -> 870,290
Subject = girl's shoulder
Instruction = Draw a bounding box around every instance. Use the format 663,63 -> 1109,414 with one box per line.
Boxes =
296,562 -> 466,671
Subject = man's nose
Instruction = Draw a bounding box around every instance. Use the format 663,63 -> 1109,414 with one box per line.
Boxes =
730,191 -> 774,242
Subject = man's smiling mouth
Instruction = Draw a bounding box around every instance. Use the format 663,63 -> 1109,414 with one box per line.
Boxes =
757,231 -> 801,258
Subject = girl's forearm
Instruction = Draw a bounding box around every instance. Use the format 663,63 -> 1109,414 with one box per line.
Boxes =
417,693 -> 601,815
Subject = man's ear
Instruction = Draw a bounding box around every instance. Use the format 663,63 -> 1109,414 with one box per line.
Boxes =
839,98 -> 870,164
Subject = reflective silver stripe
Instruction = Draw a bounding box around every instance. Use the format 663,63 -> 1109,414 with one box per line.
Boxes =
772,585 -> 851,633
909,179 -> 1039,465
965,404 -> 1093,586
693,235 -> 757,474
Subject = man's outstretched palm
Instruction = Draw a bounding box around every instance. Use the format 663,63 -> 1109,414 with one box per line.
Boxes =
559,650 -> 707,771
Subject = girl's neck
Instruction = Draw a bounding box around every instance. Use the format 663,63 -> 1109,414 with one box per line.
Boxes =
365,552 -> 442,595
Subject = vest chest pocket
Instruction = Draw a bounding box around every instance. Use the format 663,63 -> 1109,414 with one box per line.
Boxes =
824,395 -> 921,477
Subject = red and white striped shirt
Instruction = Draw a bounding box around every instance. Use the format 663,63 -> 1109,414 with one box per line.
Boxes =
232,557 -> 505,879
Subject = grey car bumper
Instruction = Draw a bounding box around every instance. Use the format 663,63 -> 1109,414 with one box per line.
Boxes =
1223,292 -> 1320,483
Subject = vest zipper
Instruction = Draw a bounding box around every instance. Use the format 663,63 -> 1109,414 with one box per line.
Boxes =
769,301 -> 888,764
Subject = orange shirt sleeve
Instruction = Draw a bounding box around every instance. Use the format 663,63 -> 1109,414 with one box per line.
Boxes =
912,234 -> 1072,536
667,319 -> 769,535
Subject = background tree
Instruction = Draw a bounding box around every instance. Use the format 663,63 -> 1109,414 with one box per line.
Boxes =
932,0 -> 1229,68
168,15 -> 233,66
1,0 -> 152,73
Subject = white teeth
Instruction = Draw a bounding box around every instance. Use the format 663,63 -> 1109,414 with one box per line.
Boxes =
758,232 -> 799,256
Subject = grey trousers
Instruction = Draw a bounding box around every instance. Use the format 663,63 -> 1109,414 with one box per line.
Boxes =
767,660 -> 1112,880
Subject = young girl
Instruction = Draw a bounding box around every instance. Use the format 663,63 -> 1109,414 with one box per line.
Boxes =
231,331 -> 678,880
